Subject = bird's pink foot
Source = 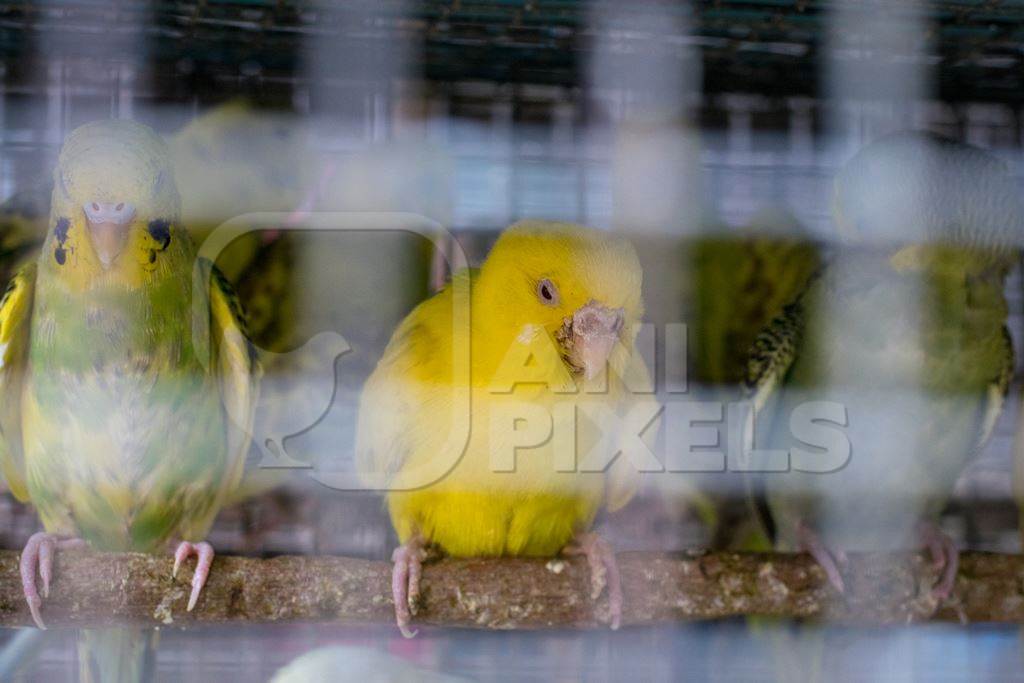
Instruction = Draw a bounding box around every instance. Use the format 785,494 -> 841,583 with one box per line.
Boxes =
917,521 -> 958,600
797,521 -> 847,593
19,532 -> 86,628
172,541 -> 215,612
391,537 -> 427,638
563,532 -> 623,629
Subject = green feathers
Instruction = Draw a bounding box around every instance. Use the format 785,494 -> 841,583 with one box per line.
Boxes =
748,133 -> 1017,553
0,119 -> 258,681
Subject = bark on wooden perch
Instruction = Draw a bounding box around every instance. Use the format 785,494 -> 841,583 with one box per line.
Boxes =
0,549 -> 1021,630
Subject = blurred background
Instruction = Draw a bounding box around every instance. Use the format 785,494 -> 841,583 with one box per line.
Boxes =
1,0 -> 1024,680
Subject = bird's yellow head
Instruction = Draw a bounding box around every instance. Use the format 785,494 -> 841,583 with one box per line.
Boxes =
43,119 -> 189,290
475,221 -> 644,382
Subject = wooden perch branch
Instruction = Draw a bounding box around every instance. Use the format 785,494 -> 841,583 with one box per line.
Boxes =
0,549 -> 1021,629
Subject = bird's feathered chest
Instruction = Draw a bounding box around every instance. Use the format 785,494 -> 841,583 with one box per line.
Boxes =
21,278 -> 227,548
25,278 -> 214,426
766,255 -> 1009,506
377,301 -> 635,557
762,256 -> 1011,550
798,255 -> 1008,394
30,270 -> 195,365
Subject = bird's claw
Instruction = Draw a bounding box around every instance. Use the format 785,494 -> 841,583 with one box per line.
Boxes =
917,521 -> 958,600
172,541 -> 215,612
391,538 -> 427,638
563,532 -> 623,629
19,532 -> 86,629
797,522 -> 847,594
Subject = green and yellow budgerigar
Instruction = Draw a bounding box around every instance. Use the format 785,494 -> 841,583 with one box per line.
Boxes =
170,98 -> 313,322
356,221 -> 654,636
746,132 -> 1018,597
688,213 -> 821,390
0,120 -> 258,681
0,100 -> 314,506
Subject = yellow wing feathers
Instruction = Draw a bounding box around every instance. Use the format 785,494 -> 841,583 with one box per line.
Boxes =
207,263 -> 261,508
355,272 -> 460,490
0,262 -> 36,502
357,224 -> 648,560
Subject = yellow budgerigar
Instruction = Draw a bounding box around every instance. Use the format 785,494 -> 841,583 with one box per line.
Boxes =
0,120 -> 258,681
356,221 -> 654,636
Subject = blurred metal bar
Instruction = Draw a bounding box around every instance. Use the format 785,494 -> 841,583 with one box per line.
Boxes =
824,0 -> 934,153
587,0 -> 704,236
587,0 -> 699,126
302,0 -> 418,125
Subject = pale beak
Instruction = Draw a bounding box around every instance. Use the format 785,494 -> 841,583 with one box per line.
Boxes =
83,201 -> 136,268
569,300 -> 625,380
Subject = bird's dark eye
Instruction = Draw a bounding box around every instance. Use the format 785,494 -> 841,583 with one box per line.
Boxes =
536,278 -> 559,306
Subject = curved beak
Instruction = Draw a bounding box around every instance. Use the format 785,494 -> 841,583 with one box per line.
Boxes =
83,201 -> 136,268
568,300 -> 625,380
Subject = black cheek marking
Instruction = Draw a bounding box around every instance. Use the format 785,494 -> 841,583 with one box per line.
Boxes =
0,280 -> 16,308
54,247 -> 66,265
148,250 -> 157,264
147,220 -> 172,250
54,217 -> 70,244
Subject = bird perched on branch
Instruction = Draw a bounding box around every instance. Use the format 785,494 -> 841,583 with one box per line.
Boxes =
356,221 -> 656,636
0,120 -> 258,681
747,132 -> 1018,599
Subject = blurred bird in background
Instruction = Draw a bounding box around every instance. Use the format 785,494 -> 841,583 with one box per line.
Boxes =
269,140 -> 442,476
743,132 -> 1018,680
609,123 -> 821,550
171,100 -> 313,251
684,210 -> 821,548
356,221 -> 655,636
689,210 -> 821,392
175,102 -> 443,481
0,183 -> 49,284
749,132 -> 1017,592
0,120 -> 258,681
